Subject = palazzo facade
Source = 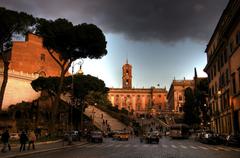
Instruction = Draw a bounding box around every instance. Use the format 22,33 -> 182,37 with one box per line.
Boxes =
108,61 -> 168,116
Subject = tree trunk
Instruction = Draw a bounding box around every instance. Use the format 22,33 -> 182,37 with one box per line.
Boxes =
0,60 -> 9,110
50,68 -> 65,133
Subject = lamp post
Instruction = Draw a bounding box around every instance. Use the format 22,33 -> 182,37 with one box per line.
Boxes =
71,59 -> 84,131
92,106 -> 96,127
217,90 -> 221,134
141,117 -> 144,135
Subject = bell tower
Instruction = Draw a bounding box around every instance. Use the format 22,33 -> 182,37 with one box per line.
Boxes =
122,59 -> 132,89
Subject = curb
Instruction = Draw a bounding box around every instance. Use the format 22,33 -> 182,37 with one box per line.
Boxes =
0,140 -> 63,149
36,139 -> 63,145
2,142 -> 88,158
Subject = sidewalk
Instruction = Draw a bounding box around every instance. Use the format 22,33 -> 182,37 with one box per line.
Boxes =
0,140 -> 88,158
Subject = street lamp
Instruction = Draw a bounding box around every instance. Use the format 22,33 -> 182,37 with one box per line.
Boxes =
71,59 -> 84,131
141,117 -> 145,134
216,90 -> 222,134
92,106 -> 96,125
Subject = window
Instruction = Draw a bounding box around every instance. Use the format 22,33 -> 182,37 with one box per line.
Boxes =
179,95 -> 182,101
238,68 -> 240,92
236,32 -> 240,45
221,54 -> 224,67
209,88 -> 212,97
212,85 -> 214,96
211,69 -> 214,79
214,64 -> 216,76
215,82 -> 218,93
39,71 -> 46,77
232,73 -> 236,94
224,50 -> 227,63
229,42 -> 233,53
226,69 -> 229,84
40,53 -> 45,62
218,76 -> 222,88
137,105 -> 141,111
218,58 -> 221,71
222,73 -> 225,87
208,72 -> 211,82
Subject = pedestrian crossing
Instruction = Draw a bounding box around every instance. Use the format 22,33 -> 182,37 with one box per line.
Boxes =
81,143 -> 240,152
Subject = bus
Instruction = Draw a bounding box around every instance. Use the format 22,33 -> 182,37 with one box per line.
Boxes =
169,124 -> 190,139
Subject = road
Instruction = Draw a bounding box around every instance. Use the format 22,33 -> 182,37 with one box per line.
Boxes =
21,137 -> 240,158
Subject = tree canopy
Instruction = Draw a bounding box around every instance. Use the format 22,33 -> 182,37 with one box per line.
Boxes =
0,7 -> 35,51
31,76 -> 59,96
35,18 -> 107,130
31,74 -> 109,108
31,74 -> 109,130
183,87 -> 201,127
36,18 -> 107,64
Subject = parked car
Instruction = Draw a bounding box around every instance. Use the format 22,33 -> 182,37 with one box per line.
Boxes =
64,131 -> 80,141
112,131 -> 129,141
144,132 -> 160,144
89,131 -> 103,143
225,135 -> 240,147
199,131 -> 221,145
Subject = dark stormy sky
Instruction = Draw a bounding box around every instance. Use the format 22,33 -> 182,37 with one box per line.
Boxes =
0,0 -> 229,89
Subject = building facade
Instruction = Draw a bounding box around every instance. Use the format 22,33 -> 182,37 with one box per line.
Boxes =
204,0 -> 240,135
9,33 -> 61,76
108,61 -> 168,116
167,79 -> 194,113
0,33 -> 62,109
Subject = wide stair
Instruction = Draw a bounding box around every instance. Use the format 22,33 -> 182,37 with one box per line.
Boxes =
84,105 -> 127,132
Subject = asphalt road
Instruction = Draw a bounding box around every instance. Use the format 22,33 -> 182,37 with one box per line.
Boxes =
21,137 -> 240,158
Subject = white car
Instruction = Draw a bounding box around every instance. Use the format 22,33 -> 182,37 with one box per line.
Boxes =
10,133 -> 20,141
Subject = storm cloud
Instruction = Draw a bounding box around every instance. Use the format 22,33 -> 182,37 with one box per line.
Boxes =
0,0 -> 228,42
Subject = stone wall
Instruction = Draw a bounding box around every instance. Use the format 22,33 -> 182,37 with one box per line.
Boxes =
0,69 -> 40,110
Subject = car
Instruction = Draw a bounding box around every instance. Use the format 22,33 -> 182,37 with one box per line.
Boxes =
63,131 -> 80,141
112,131 -> 129,141
225,135 -> 240,147
144,132 -> 160,144
10,133 -> 20,141
199,131 -> 221,145
89,131 -> 103,143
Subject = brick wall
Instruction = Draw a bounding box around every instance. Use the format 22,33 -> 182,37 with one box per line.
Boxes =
9,33 -> 61,77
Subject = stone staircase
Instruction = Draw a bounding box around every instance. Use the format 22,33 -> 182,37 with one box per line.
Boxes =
84,105 -> 127,132
164,115 -> 176,126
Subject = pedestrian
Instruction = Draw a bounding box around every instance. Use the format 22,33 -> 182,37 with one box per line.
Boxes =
1,129 -> 11,153
102,119 -> 105,125
28,131 -> 36,150
19,131 -> 28,152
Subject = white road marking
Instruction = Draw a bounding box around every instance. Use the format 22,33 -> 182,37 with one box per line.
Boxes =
105,144 -> 114,147
171,145 -> 177,148
124,144 -> 130,147
180,145 -> 187,149
143,144 -> 149,147
115,144 -> 122,147
215,146 -> 231,151
230,148 -> 240,152
198,146 -> 208,150
162,144 -> 168,148
190,146 -> 197,149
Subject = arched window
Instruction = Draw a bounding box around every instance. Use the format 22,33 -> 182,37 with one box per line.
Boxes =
39,71 -> 46,77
